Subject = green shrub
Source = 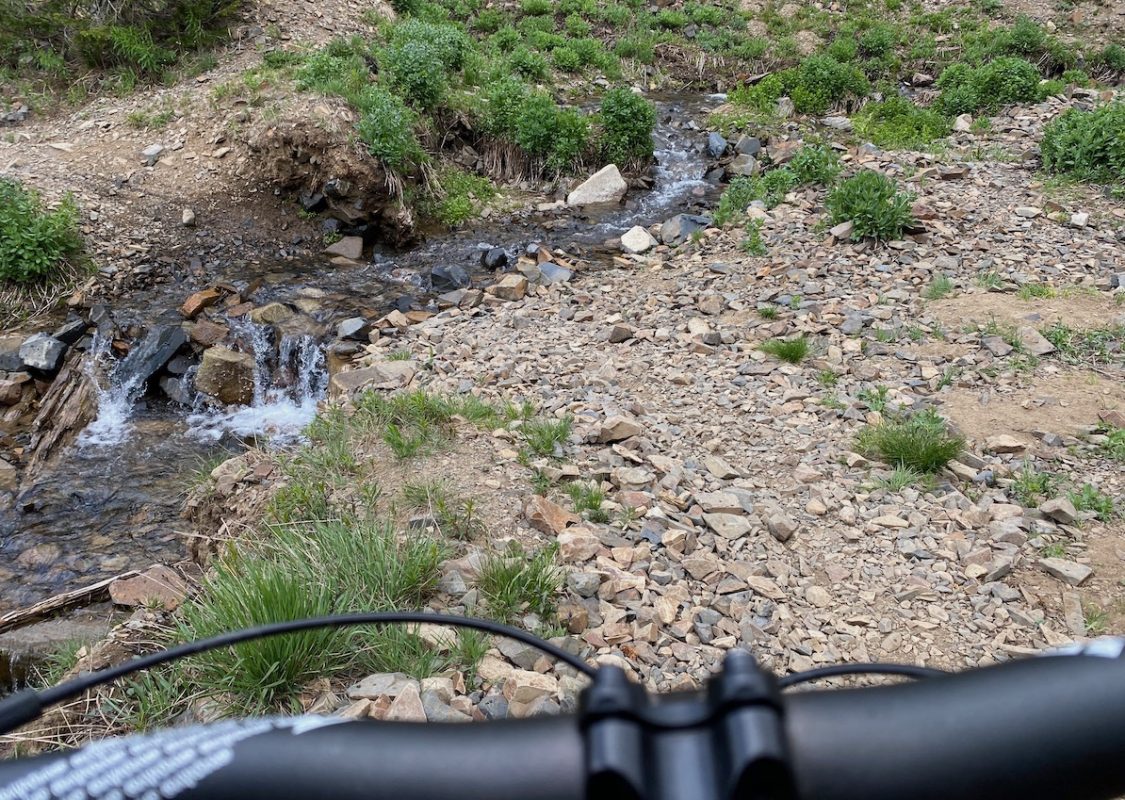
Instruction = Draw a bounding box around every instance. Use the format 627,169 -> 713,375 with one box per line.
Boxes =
615,33 -> 655,63
564,13 -> 591,36
731,55 -> 868,116
508,45 -> 549,79
788,144 -> 841,185
384,39 -> 448,108
472,9 -> 505,32
857,408 -> 964,473
656,9 -> 688,28
356,87 -> 421,170
75,24 -> 176,75
482,77 -> 529,137
549,108 -> 592,169
296,41 -> 369,99
713,177 -> 760,226
553,45 -> 582,72
0,179 -> 82,285
521,0 -> 553,14
789,55 -> 869,114
825,170 -> 915,241
1040,103 -> 1125,185
936,57 -> 1040,115
858,23 -> 898,57
598,87 -> 656,164
390,20 -> 471,72
854,95 -> 951,149
1096,43 -> 1125,73
478,543 -> 562,624
827,36 -> 858,62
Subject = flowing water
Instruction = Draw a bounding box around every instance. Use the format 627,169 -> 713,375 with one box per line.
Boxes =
0,94 -> 721,615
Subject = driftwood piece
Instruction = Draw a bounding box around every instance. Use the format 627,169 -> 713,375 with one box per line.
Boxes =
0,571 -> 137,635
24,356 -> 97,478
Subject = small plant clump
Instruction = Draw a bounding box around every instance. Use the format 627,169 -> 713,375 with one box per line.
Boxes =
1069,483 -> 1117,522
0,178 -> 83,285
853,95 -> 951,149
935,57 -> 1042,115
478,543 -> 563,624
825,170 -> 915,241
760,336 -> 810,364
1040,102 -> 1125,187
857,408 -> 964,473
713,145 -> 840,224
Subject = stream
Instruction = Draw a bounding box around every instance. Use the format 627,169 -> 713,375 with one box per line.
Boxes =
0,95 -> 723,624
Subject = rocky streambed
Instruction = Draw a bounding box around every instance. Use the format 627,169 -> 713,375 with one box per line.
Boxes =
0,94 -> 744,681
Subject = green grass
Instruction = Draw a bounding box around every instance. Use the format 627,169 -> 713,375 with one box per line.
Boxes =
423,166 -> 496,227
977,270 -> 1003,289
1040,542 -> 1067,559
520,415 -> 573,457
816,370 -> 839,388
853,95 -> 951,149
1040,102 -> 1125,187
757,305 -> 780,320
1011,465 -> 1057,507
858,384 -> 890,412
760,336 -> 810,364
874,465 -> 928,491
1017,283 -> 1055,300
857,408 -> 964,473
566,481 -> 609,523
1040,323 -> 1124,367
402,479 -> 486,540
478,543 -> 563,625
922,274 -> 954,300
31,639 -> 85,688
1069,483 -> 1117,522
1104,428 -> 1125,461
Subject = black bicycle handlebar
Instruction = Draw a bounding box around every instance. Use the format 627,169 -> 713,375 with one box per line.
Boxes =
1,639 -> 1122,800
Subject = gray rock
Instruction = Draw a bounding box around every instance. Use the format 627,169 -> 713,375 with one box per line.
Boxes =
117,325 -> 187,388
481,247 -> 509,270
727,154 -> 758,177
158,375 -> 193,405
1016,326 -> 1055,356
660,214 -> 712,245
567,571 -> 601,598
1039,497 -> 1078,525
734,136 -> 761,156
1039,557 -> 1092,586
421,690 -> 470,722
982,335 -> 1013,356
337,317 -> 372,341
537,262 -> 573,284
566,164 -> 627,206
431,265 -> 471,291
141,143 -> 164,164
18,333 -> 67,373
706,132 -> 728,158
620,225 -> 657,254
52,319 -> 88,346
0,335 -> 26,372
821,116 -> 853,131
477,692 -> 509,720
767,513 -> 798,542
347,672 -> 418,700
497,638 -> 541,670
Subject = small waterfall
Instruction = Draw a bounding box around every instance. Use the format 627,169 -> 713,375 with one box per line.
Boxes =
76,334 -> 148,448
185,325 -> 327,446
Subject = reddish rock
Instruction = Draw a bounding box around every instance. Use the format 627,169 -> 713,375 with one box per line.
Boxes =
188,320 -> 230,347
109,565 -> 189,610
524,495 -> 579,535
180,288 -> 222,319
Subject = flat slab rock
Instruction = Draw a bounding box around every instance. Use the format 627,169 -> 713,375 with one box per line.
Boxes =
1039,557 -> 1093,586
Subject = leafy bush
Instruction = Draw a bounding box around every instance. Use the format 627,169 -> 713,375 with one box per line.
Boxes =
1096,43 -> 1125,73
520,0 -> 552,14
598,87 -> 656,164
731,55 -> 868,116
788,55 -> 870,114
390,20 -> 471,72
384,39 -> 448,109
553,45 -> 582,72
1040,103 -> 1125,185
356,87 -> 421,171
508,45 -> 549,79
515,93 -> 591,171
1,0 -> 243,77
857,408 -> 964,473
0,179 -> 82,285
788,144 -> 841,185
296,40 -> 369,100
482,76 -> 528,137
854,95 -> 951,149
936,57 -> 1040,115
825,170 -> 915,241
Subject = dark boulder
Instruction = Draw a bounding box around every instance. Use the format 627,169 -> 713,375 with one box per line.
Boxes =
117,325 -> 188,389
431,265 -> 471,292
481,247 -> 510,271
660,214 -> 713,246
19,334 -> 67,374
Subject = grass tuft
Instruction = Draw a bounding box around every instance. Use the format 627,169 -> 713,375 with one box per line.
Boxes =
478,543 -> 562,624
520,415 -> 573,457
857,408 -> 963,473
760,336 -> 810,364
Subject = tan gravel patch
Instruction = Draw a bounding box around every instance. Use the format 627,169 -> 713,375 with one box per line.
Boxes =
930,292 -> 1123,333
942,368 -> 1125,445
